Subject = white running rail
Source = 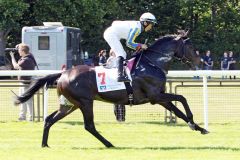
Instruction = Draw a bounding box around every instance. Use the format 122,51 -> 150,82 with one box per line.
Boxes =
1,70 -> 240,129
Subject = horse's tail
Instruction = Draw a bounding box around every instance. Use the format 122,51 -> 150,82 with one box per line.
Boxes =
14,72 -> 62,105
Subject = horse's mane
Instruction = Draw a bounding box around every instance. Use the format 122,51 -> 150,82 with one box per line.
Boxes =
134,34 -> 179,58
154,34 -> 177,44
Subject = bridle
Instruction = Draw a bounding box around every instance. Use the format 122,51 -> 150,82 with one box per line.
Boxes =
173,38 -> 192,66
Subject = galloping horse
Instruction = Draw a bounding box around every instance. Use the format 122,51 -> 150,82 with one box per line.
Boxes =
14,32 -> 209,148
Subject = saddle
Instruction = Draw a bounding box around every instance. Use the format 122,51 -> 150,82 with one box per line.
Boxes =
125,50 -> 143,74
126,57 -> 136,73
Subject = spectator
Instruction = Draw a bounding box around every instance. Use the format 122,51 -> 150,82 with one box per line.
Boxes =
220,51 -> 229,79
98,49 -> 107,66
92,54 -> 99,66
203,50 -> 213,70
10,43 -> 38,121
228,51 -> 237,79
83,57 -> 93,66
106,49 -> 126,122
106,49 -> 117,68
202,50 -> 213,79
196,50 -> 203,70
193,50 -> 203,79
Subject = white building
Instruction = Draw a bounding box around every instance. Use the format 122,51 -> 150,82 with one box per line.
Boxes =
22,22 -> 82,70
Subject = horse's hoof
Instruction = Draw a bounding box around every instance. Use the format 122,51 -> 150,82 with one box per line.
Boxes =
42,144 -> 50,148
188,122 -> 195,130
108,145 -> 115,148
106,143 -> 114,148
201,129 -> 210,135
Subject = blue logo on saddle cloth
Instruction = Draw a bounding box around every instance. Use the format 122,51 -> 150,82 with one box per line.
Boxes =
100,85 -> 107,91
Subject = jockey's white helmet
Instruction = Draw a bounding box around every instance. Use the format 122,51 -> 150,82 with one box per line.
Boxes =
140,12 -> 157,24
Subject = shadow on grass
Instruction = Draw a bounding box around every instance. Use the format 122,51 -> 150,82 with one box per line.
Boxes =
59,121 -> 196,127
59,121 -> 84,125
0,121 -> 7,123
72,146 -> 240,151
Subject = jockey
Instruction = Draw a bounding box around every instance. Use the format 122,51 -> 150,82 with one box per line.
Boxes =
104,12 -> 157,82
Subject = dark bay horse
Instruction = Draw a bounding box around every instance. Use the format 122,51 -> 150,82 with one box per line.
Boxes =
14,33 -> 209,148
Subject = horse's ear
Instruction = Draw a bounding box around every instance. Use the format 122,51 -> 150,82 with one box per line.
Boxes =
177,29 -> 190,38
185,29 -> 190,36
183,38 -> 190,43
175,29 -> 189,40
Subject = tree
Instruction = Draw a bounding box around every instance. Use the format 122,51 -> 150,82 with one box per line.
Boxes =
30,0 -> 118,54
0,0 -> 28,56
2,0 -> 239,69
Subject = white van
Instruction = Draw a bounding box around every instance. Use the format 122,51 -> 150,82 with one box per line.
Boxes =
22,22 -> 82,70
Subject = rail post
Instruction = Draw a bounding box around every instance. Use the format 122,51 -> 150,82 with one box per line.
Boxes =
203,75 -> 208,130
43,84 -> 48,122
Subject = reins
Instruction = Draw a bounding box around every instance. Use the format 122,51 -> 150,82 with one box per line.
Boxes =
134,37 -> 193,73
135,39 -> 148,67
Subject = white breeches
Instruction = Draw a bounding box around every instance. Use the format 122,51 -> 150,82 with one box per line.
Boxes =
104,27 -> 127,59
19,84 -> 33,119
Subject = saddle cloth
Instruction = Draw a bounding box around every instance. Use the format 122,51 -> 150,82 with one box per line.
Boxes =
95,66 -> 132,92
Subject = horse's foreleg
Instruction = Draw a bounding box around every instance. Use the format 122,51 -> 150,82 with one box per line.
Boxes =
42,105 -> 77,147
159,102 -> 209,134
81,100 -> 114,148
154,93 -> 194,123
159,102 -> 189,123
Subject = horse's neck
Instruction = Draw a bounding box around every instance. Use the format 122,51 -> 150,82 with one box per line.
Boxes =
131,54 -> 167,79
145,50 -> 175,72
132,40 -> 176,76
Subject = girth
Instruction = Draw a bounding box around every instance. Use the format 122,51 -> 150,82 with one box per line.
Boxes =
124,81 -> 134,106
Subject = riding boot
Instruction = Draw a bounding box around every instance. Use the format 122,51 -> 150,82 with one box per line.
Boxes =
117,56 -> 130,82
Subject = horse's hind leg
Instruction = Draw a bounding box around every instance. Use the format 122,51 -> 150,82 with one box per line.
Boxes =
81,99 -> 114,148
42,105 -> 77,147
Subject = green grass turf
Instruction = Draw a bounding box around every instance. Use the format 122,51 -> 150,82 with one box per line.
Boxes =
0,121 -> 239,160
0,81 -> 240,159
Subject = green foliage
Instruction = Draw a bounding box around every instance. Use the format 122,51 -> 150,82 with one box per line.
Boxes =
2,0 -> 240,67
0,0 -> 28,30
0,0 -> 28,55
30,0 -> 117,54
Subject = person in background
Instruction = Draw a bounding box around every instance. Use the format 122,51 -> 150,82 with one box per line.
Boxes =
106,49 -> 117,68
10,43 -> 37,121
98,49 -> 107,66
193,50 -> 203,79
228,51 -> 237,79
220,51 -> 229,79
104,12 -> 157,82
202,50 -> 213,79
106,49 -> 126,122
92,53 -> 100,66
203,50 -> 213,70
